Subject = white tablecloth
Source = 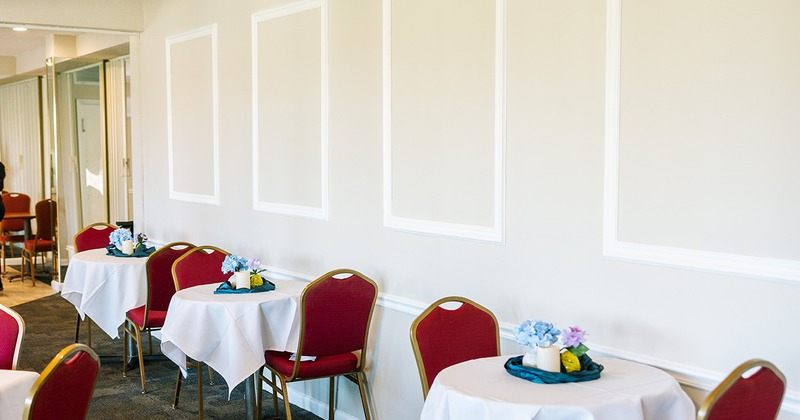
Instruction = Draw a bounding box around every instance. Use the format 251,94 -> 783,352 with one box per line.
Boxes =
0,369 -> 39,419
421,356 -> 695,420
61,248 -> 149,338
160,279 -> 306,393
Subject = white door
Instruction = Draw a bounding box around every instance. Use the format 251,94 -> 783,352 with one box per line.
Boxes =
75,99 -> 107,226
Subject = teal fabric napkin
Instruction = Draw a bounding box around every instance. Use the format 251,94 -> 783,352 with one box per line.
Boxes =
105,244 -> 156,258
504,354 -> 603,384
213,280 -> 276,294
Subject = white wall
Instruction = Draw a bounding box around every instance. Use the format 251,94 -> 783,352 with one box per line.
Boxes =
136,0 -> 800,418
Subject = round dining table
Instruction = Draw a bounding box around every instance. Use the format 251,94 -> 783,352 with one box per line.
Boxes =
61,248 -> 149,338
421,355 -> 696,420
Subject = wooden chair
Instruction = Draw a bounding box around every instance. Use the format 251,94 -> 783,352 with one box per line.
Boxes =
258,269 -> 378,420
0,192 -> 31,273
0,303 -> 25,370
697,358 -> 786,420
22,343 -> 100,420
410,296 -> 500,399
21,199 -> 57,286
123,242 -> 194,393
170,245 -> 230,418
71,222 -> 117,346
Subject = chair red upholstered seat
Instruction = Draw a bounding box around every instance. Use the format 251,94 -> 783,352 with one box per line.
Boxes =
264,351 -> 359,379
0,304 -> 25,370
23,343 -> 100,420
410,296 -> 500,399
697,358 -> 786,420
122,241 -> 195,394
258,269 -> 378,420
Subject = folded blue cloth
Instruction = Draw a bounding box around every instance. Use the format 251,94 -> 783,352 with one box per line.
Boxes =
504,354 -> 603,384
105,244 -> 155,258
214,280 -> 276,294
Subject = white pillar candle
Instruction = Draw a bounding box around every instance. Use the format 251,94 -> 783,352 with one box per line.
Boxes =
536,345 -> 561,373
121,240 -> 134,255
234,271 -> 250,289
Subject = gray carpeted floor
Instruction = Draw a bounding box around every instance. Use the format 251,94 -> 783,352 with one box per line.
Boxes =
14,294 -> 322,419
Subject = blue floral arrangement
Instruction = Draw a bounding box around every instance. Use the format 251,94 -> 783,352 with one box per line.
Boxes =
109,227 -> 133,248
514,320 -> 561,348
221,255 -> 266,287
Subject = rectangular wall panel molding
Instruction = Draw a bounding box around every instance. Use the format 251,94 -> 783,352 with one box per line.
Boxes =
166,24 -> 220,205
251,0 -> 328,220
382,0 -> 506,243
602,0 -> 800,285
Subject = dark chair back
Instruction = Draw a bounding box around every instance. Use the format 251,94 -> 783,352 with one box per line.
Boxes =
147,242 -> 195,314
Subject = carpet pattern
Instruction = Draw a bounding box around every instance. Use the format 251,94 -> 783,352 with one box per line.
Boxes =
14,294 -> 322,419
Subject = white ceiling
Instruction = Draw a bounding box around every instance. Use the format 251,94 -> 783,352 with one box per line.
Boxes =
0,26 -> 82,57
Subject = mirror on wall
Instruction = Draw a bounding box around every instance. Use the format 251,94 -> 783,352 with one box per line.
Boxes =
46,43 -> 133,282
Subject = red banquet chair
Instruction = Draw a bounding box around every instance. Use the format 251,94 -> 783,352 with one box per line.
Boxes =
0,303 -> 25,370
0,192 -> 31,273
72,222 -> 117,345
21,199 -> 57,286
258,268 -> 378,420
410,296 -> 500,399
171,245 -> 230,418
123,242 -> 195,393
697,358 -> 786,420
22,343 -> 100,420
74,222 -> 116,253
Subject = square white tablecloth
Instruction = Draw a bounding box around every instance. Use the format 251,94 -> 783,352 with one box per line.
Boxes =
160,279 -> 306,393
0,369 -> 39,419
62,248 -> 149,338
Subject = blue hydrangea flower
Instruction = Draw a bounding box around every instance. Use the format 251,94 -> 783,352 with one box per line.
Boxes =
515,319 -> 561,348
221,255 -> 248,274
109,228 -> 133,248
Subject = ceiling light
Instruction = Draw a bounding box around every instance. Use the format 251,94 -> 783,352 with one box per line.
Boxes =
12,27 -> 28,32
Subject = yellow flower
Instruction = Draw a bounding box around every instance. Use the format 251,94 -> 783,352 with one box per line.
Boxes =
250,273 -> 264,288
561,350 -> 581,373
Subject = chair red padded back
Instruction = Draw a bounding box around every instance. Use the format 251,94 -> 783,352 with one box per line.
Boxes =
73,223 -> 116,252
410,296 -> 500,399
1,192 -> 31,233
0,304 -> 25,370
23,343 -> 100,420
259,268 -> 378,420
698,359 -> 786,420
300,270 -> 379,357
147,242 -> 195,314
171,245 -> 230,291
